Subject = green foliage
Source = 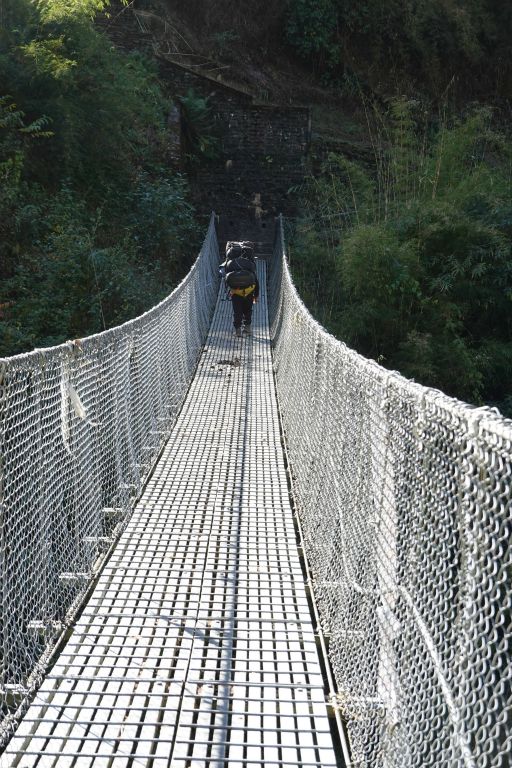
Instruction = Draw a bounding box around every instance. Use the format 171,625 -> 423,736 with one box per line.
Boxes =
0,96 -> 53,276
285,0 -> 340,73
283,0 -> 512,97
209,29 -> 240,60
286,221 -> 341,330
291,102 -> 512,414
7,20 -> 168,192
37,0 -> 111,22
178,89 -> 219,166
126,172 -> 201,274
1,176 -> 200,353
0,96 -> 52,195
0,0 -> 201,358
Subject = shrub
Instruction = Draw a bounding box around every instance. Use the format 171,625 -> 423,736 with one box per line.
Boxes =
290,103 -> 512,413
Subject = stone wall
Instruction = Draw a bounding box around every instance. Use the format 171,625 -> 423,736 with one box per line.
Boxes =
159,59 -> 310,219
158,60 -> 310,254
196,102 -> 310,217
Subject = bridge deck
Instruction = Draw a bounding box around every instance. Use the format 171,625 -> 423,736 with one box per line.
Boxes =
5,264 -> 338,767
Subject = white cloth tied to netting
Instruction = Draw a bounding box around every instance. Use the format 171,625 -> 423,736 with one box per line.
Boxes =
61,351 -> 100,455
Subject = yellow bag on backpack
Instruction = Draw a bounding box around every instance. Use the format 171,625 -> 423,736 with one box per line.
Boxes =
231,285 -> 255,298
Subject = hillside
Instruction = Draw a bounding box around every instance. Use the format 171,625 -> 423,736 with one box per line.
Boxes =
117,1 -> 512,101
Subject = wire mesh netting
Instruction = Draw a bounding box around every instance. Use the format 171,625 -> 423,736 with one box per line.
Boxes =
268,217 -> 512,768
1,210 -> 511,767
0,215 -> 219,745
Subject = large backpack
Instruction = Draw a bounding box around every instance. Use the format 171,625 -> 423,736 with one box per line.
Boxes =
224,241 -> 256,289
225,255 -> 255,274
225,257 -> 256,289
225,241 -> 242,260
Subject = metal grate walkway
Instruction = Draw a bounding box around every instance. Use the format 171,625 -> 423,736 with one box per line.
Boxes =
4,264 -> 339,768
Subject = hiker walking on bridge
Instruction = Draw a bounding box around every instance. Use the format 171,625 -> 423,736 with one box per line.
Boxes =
222,241 -> 259,337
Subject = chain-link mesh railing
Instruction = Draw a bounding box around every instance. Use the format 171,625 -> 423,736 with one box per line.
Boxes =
0,214 -> 219,744
268,217 -> 512,768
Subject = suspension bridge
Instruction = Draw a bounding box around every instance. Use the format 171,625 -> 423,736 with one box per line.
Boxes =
0,216 -> 510,768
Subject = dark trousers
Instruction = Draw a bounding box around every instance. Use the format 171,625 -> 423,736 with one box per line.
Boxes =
232,294 -> 254,329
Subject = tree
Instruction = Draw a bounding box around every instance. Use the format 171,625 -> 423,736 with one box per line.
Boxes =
0,0 -> 200,357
